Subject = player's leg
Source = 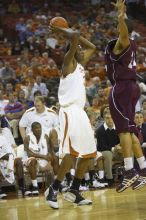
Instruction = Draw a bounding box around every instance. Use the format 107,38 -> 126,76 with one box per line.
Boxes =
27,158 -> 39,195
116,132 -> 139,192
14,158 -> 26,196
45,154 -> 75,209
131,133 -> 146,190
64,158 -> 92,205
51,155 -> 59,175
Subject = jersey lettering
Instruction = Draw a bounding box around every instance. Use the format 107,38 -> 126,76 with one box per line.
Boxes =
128,52 -> 136,69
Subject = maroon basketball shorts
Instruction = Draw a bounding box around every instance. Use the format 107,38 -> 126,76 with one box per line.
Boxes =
109,81 -> 140,134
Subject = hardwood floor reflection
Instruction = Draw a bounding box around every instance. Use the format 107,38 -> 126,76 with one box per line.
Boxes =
0,187 -> 146,220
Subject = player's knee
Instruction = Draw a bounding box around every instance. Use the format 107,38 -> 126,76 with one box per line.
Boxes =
29,158 -> 37,166
77,158 -> 90,169
61,154 -> 75,169
15,158 -> 23,167
88,159 -> 94,170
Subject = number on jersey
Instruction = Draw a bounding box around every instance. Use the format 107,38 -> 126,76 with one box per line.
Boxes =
128,52 -> 136,69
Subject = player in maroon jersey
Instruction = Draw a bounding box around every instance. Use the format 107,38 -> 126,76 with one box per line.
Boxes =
105,0 -> 146,192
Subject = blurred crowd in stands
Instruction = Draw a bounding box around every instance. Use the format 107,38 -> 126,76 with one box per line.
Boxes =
0,0 -> 146,198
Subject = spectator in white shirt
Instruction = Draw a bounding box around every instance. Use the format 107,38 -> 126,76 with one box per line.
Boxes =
19,96 -> 59,141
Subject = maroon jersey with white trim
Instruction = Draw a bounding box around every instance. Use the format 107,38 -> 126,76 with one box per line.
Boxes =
105,39 -> 137,85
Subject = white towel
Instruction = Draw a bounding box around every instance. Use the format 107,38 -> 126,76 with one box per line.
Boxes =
0,136 -> 15,183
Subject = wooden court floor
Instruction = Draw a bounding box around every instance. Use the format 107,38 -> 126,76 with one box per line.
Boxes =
0,187 -> 146,220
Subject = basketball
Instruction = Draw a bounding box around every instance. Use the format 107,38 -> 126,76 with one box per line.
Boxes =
50,17 -> 69,28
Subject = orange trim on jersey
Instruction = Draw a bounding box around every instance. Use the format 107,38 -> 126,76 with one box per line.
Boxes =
69,137 -> 96,158
62,112 -> 68,148
69,138 -> 79,157
81,151 -> 97,158
25,107 -> 35,113
47,108 -> 57,114
62,112 -> 96,158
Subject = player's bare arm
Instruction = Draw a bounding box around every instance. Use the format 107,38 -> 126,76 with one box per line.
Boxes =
47,130 -> 58,155
24,135 -> 52,161
51,25 -> 80,76
79,36 -> 96,66
24,136 -> 35,157
112,0 -> 130,54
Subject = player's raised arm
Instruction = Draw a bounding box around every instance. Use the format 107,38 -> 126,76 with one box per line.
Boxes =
112,0 -> 130,53
51,25 -> 79,65
79,36 -> 96,66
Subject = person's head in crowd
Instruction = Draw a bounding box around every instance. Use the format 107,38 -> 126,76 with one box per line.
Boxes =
103,111 -> 114,129
97,86 -> 105,97
34,90 -> 42,98
31,121 -> 42,138
36,76 -> 42,85
5,82 -> 14,93
142,99 -> 146,111
8,92 -> 17,103
34,96 -> 45,113
100,104 -> 110,119
18,89 -> 26,100
134,111 -> 144,127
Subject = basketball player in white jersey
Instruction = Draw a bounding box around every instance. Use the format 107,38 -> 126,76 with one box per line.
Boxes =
24,122 -> 58,195
45,25 -> 97,209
